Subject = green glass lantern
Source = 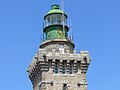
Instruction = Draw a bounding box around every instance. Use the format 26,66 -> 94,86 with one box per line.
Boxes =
43,4 -> 69,40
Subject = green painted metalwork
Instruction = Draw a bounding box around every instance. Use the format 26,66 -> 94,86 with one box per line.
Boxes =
48,4 -> 64,15
44,4 -> 67,19
43,4 -> 69,40
47,9 -> 64,15
44,25 -> 68,40
47,30 -> 63,40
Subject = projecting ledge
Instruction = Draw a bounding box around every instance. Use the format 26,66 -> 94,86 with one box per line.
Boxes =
40,39 -> 75,48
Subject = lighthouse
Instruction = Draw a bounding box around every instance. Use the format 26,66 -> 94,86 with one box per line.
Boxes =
27,4 -> 90,90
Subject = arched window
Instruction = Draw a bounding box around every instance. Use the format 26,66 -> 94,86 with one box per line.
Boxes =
55,60 -> 59,74
62,60 -> 66,74
69,61 -> 74,74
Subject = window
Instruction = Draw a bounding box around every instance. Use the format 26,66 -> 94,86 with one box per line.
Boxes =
50,81 -> 53,86
55,60 -> 59,74
43,55 -> 46,61
77,61 -> 81,70
69,61 -> 74,74
62,61 -> 66,74
84,57 -> 87,63
77,84 -> 80,87
45,14 -> 67,27
48,59 -> 52,68
63,84 -> 67,90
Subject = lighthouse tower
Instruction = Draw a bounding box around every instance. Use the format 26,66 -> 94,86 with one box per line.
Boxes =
27,4 -> 90,90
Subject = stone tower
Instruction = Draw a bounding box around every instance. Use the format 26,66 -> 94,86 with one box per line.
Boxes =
27,4 -> 90,90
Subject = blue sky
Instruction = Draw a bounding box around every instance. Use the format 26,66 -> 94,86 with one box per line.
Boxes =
0,0 -> 120,90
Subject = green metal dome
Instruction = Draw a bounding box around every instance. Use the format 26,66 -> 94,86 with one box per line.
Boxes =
47,9 -> 64,14
44,4 -> 67,19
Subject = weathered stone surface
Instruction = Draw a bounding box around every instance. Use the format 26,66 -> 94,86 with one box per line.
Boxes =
27,43 -> 90,90
27,4 -> 91,90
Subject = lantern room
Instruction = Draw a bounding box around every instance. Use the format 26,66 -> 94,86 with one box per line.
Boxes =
43,4 -> 69,40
